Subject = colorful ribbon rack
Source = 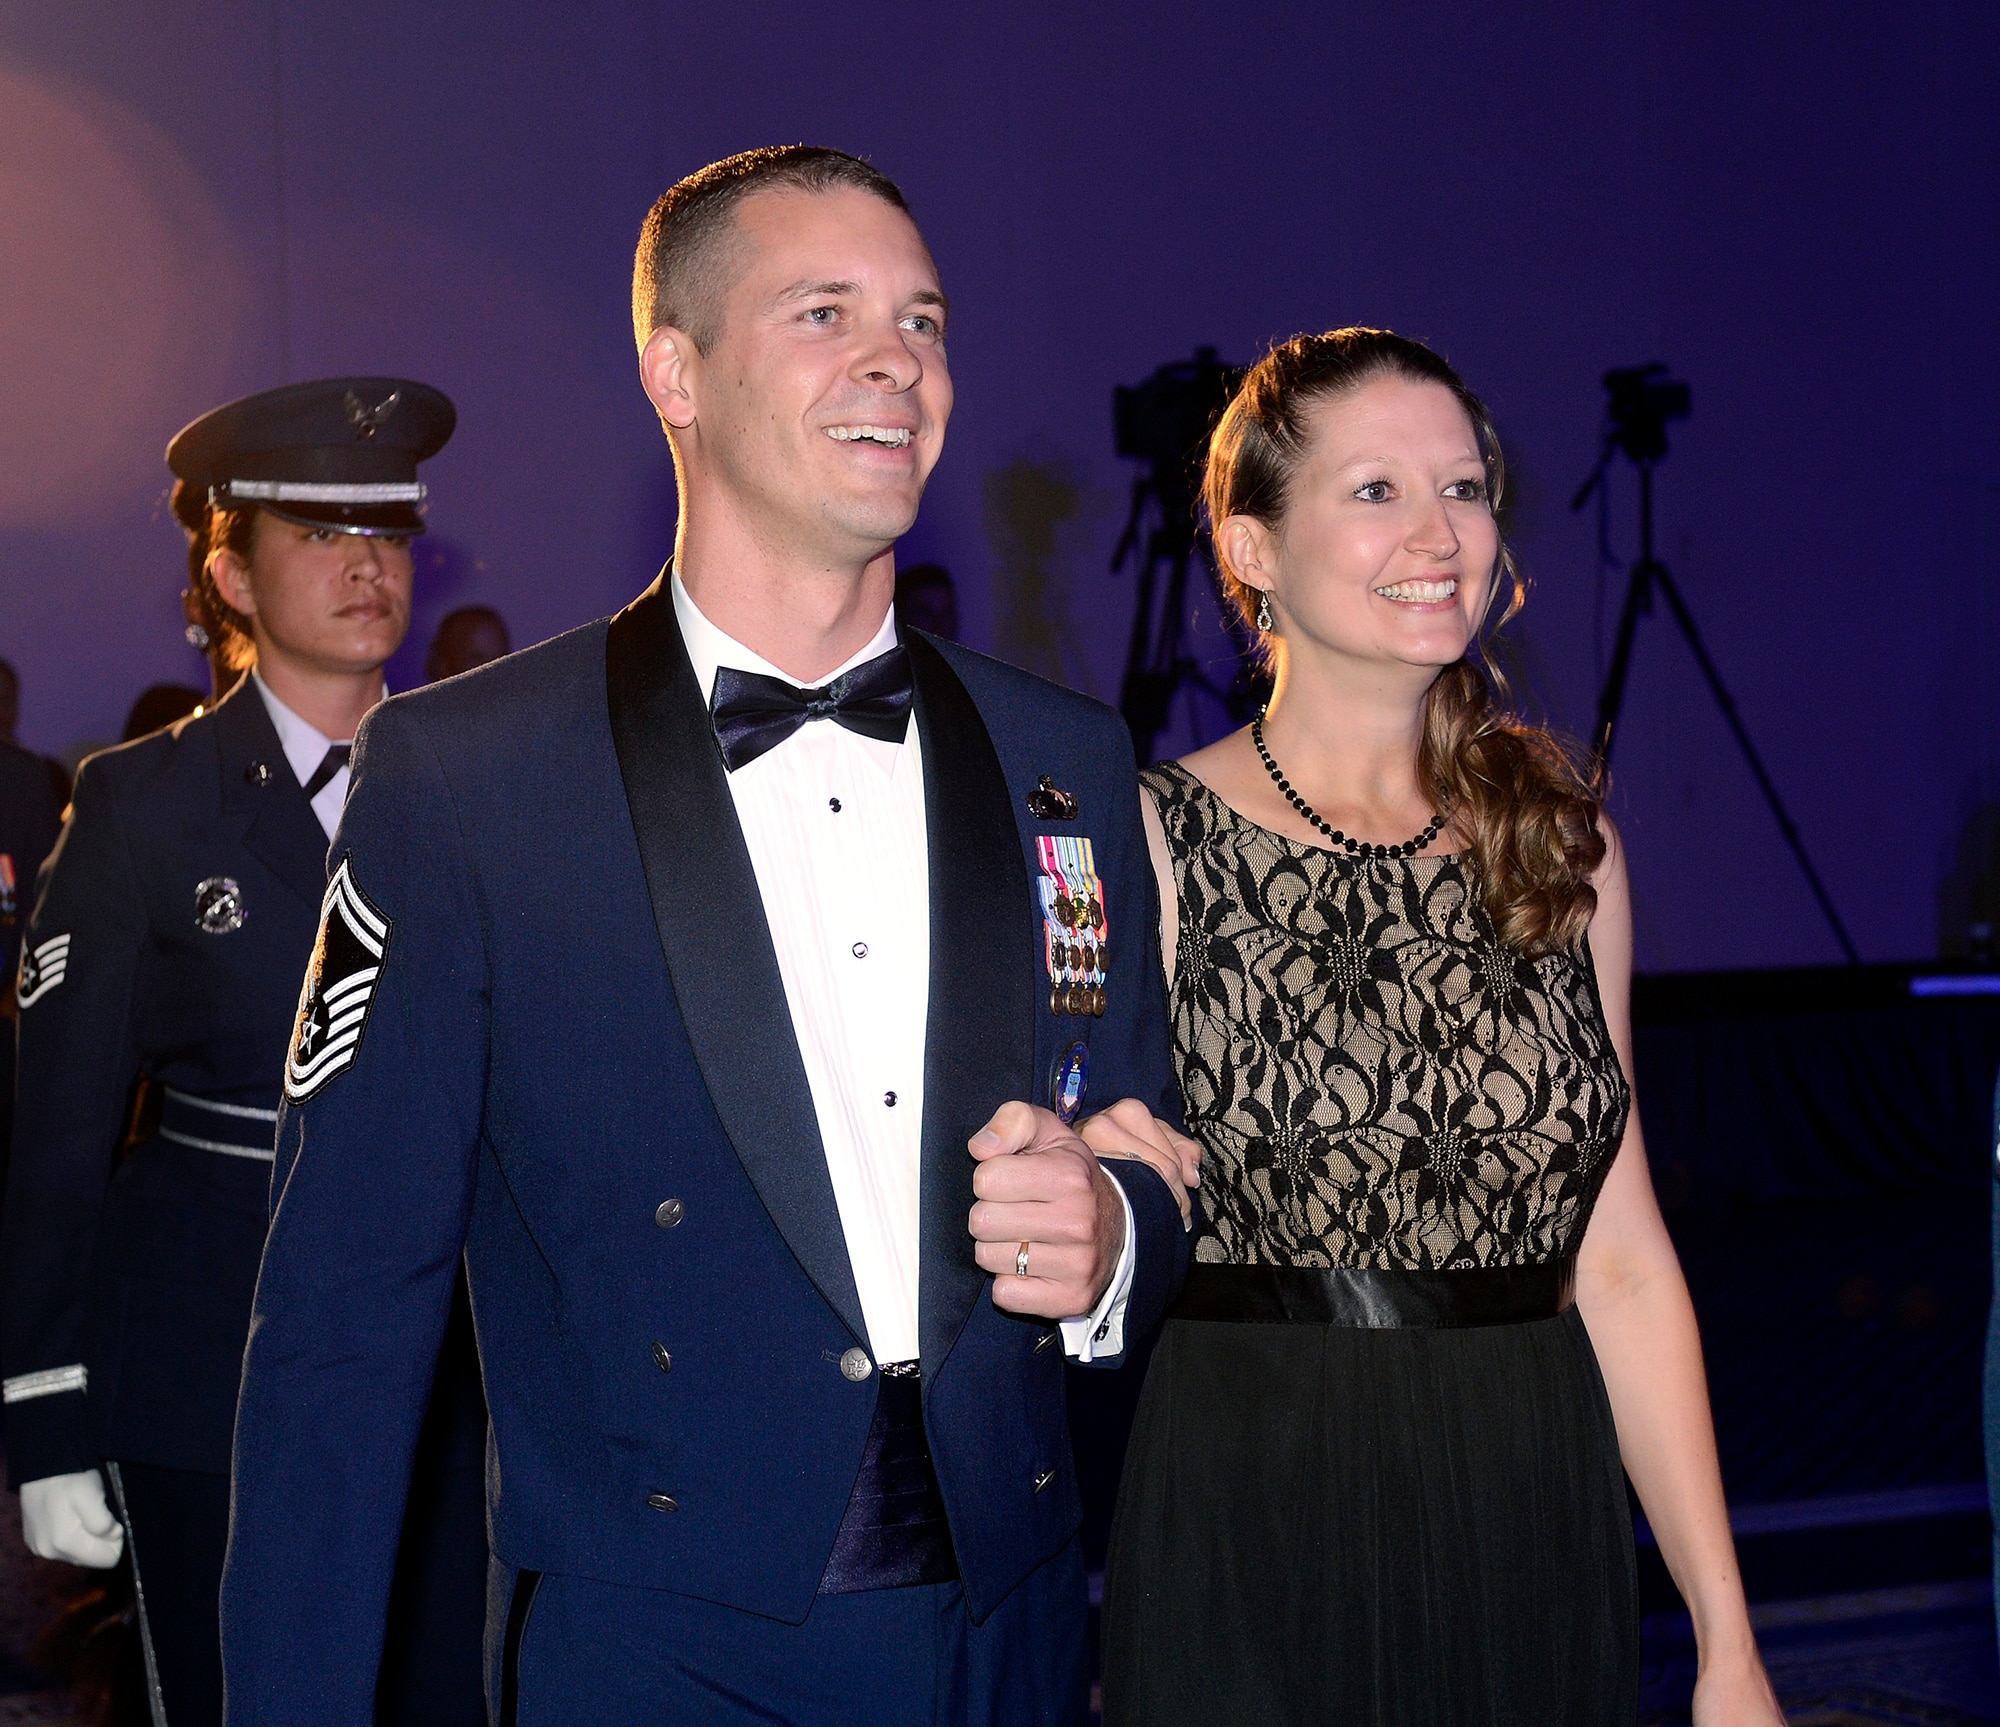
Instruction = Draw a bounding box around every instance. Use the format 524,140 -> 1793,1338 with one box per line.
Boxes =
1036,835 -> 1106,1017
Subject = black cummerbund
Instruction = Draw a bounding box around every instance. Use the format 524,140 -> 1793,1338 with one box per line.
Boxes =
1170,1255 -> 1576,1328
818,1365 -> 960,1595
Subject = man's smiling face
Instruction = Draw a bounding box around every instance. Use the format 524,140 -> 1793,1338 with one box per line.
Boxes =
679,184 -> 952,565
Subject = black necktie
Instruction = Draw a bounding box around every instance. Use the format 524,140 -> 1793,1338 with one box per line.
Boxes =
302,744 -> 351,801
709,646 -> 914,773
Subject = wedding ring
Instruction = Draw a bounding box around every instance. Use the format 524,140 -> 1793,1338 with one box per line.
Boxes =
1015,1241 -> 1032,1278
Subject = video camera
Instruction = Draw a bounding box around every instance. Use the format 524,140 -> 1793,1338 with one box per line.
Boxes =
1602,363 -> 1690,465
1113,347 -> 1243,476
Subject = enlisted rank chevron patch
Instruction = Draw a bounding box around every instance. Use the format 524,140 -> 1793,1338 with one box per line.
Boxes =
285,858 -> 390,1104
16,933 -> 71,1009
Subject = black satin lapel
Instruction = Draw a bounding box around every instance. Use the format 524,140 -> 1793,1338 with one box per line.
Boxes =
906,634 -> 1037,1377
605,575 -> 867,1346
212,679 -> 330,906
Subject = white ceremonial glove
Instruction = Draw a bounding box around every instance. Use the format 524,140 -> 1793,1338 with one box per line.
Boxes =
20,1469 -> 126,1568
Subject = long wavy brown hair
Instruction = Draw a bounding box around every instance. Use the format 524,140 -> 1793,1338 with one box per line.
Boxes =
1204,328 -> 1604,956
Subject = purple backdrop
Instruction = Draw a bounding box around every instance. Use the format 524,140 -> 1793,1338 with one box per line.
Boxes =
2,2 -> 1995,971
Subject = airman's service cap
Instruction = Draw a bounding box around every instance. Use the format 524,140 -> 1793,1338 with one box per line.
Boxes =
166,377 -> 455,537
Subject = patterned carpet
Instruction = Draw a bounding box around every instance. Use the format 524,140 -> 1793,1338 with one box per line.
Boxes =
1642,1581 -> 2000,1724
0,1479 -> 1992,1721
1632,1192 -> 2000,1717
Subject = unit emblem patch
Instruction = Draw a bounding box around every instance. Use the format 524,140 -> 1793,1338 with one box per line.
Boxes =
15,933 -> 71,1009
284,858 -> 390,1104
1050,1041 -> 1090,1125
195,876 -> 246,935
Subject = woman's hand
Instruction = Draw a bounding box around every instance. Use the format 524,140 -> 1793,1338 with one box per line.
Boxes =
1079,1098 -> 1200,1227
1691,1649 -> 1785,1725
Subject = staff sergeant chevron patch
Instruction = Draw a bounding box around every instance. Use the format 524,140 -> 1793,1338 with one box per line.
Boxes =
285,858 -> 390,1104
16,933 -> 71,1009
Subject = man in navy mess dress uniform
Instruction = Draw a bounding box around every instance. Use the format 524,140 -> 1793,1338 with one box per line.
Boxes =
222,146 -> 1196,1724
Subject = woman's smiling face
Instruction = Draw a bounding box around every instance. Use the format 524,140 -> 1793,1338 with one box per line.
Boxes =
1245,372 -> 1499,676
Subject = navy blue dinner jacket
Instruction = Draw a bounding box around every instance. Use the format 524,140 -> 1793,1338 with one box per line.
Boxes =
222,575 -> 1188,1720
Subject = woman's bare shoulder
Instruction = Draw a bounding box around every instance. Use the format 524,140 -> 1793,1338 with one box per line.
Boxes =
1169,728 -> 1256,795
1589,808 -> 1629,897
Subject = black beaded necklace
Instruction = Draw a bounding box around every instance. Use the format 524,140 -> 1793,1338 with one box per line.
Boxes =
1251,715 -> 1448,860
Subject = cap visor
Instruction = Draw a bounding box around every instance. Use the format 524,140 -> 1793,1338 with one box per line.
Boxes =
259,501 -> 428,537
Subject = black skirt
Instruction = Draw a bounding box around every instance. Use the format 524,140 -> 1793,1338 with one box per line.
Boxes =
1101,1305 -> 1638,1726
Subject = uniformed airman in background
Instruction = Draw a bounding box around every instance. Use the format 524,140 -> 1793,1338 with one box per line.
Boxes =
0,658 -> 67,1207
424,603 -> 512,683
1,379 -> 488,1727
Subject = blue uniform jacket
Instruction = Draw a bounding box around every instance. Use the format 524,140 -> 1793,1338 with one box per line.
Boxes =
0,736 -> 64,990
2,681 -> 328,1482
0,735 -> 68,1243
223,575 -> 1188,1720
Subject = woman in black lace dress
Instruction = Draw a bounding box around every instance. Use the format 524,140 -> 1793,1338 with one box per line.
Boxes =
1100,330 -> 1782,1725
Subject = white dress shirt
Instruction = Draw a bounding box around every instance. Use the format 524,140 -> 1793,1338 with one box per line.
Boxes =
252,672 -> 363,842
671,573 -> 1133,1365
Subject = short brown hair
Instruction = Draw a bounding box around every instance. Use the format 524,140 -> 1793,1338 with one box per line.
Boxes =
631,145 -> 911,356
170,478 -> 257,672
1206,328 -> 1605,957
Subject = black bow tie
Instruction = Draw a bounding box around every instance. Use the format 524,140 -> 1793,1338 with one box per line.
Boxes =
709,645 -> 914,772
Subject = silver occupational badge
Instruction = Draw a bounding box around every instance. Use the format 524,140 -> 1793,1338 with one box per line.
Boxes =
195,877 -> 246,935
284,857 -> 390,1104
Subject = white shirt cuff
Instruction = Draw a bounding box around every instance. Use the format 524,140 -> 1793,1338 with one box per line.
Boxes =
1060,1176 -> 1136,1363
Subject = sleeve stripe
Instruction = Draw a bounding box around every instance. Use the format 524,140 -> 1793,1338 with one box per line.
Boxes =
331,862 -> 388,950
15,932 -> 72,1009
3,1364 -> 87,1403
286,1034 -> 365,1089
322,969 -> 380,1010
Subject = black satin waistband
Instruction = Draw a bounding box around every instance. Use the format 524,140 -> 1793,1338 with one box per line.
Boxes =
818,1367 -> 959,1595
1170,1256 -> 1577,1328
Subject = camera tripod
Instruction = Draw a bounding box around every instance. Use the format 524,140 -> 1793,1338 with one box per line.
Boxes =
1574,367 -> 1859,964
1110,349 -> 1259,764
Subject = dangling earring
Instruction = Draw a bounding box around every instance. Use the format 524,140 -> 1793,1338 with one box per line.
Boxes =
185,622 -> 212,651
1255,592 -> 1273,632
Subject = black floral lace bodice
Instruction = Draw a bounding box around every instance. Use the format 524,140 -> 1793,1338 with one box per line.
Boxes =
1144,761 -> 1630,1271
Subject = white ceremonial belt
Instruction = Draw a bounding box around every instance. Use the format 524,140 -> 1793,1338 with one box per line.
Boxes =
157,1128 -> 277,1163
158,1088 -> 280,1162
4,1364 -> 87,1403
162,1088 -> 278,1123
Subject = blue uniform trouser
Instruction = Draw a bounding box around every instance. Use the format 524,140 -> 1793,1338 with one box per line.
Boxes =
119,1460 -> 487,1725
489,1534 -> 1089,1727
